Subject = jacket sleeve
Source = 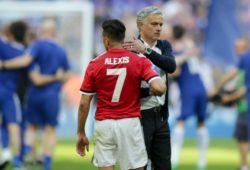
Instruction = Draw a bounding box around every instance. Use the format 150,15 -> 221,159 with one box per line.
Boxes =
140,87 -> 150,98
144,40 -> 176,73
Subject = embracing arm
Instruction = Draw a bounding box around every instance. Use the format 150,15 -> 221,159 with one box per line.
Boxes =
29,68 -> 70,86
222,87 -> 246,103
145,49 -> 176,73
60,70 -> 71,83
3,55 -> 33,69
123,39 -> 176,73
29,71 -> 58,86
216,68 -> 239,92
209,68 -> 239,97
149,77 -> 167,96
140,76 -> 167,98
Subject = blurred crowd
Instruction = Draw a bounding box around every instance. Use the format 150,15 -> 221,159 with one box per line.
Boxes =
94,0 -> 210,55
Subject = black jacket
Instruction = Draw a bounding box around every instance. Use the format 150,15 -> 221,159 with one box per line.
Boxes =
140,39 -> 176,120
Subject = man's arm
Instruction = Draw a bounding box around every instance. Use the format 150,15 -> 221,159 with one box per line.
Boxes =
76,94 -> 93,157
145,49 -> 176,73
222,87 -> 246,104
169,48 -> 199,77
175,47 -> 199,66
209,68 -> 239,97
29,71 -> 58,86
3,55 -> 33,69
148,77 -> 166,96
123,38 -> 176,73
28,68 -> 67,86
60,70 -> 71,83
60,50 -> 71,83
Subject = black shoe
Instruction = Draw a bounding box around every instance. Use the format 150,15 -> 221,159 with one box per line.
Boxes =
0,160 -> 10,170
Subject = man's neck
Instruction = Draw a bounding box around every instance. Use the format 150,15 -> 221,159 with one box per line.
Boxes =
109,43 -> 123,49
141,36 -> 156,47
40,34 -> 55,40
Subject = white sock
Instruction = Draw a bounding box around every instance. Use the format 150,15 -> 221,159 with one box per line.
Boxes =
241,165 -> 249,170
197,127 -> 209,168
1,148 -> 11,162
171,126 -> 185,165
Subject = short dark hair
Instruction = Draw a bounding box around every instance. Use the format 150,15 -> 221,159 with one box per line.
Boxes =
102,19 -> 126,42
9,21 -> 28,44
173,25 -> 186,40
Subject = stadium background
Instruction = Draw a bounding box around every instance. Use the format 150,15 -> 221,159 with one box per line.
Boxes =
1,0 -> 250,169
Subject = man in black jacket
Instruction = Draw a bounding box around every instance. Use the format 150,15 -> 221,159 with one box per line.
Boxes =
123,6 -> 176,170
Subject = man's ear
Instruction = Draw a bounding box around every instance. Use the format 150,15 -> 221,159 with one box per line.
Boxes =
8,34 -> 15,42
103,36 -> 110,49
105,37 -> 109,46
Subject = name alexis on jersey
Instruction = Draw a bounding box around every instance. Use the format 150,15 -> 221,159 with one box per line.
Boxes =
105,56 -> 129,65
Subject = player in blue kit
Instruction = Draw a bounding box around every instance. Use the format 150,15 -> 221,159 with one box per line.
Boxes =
211,37 -> 250,151
0,21 -> 29,170
0,24 -> 12,169
1,19 -> 70,170
25,21 -> 70,170
0,23 -> 38,170
170,25 -> 209,170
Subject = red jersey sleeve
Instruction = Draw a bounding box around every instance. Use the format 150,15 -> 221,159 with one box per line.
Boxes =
80,61 -> 96,95
140,57 -> 160,82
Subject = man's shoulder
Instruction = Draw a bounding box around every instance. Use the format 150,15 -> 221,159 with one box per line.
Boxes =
242,50 -> 250,59
0,38 -> 6,46
29,40 -> 44,50
32,39 -> 45,45
128,51 -> 146,58
238,51 -> 250,65
34,39 -> 61,48
92,51 -> 108,60
3,42 -> 24,59
87,52 -> 108,68
156,39 -> 171,48
126,52 -> 151,68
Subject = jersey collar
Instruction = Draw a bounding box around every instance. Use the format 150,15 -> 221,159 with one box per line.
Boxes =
108,48 -> 126,53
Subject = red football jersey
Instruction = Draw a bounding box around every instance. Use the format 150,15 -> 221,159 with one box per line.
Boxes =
80,48 -> 159,120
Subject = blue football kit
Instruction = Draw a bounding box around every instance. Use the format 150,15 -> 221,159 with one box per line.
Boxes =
174,50 -> 208,123
0,38 -> 24,124
26,39 -> 70,127
0,38 -> 26,167
237,51 -> 250,137
238,51 -> 250,109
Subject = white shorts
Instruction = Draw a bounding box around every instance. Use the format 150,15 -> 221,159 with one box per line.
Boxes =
92,117 -> 148,170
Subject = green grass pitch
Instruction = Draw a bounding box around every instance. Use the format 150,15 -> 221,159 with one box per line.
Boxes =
4,139 -> 247,170
53,139 -> 248,170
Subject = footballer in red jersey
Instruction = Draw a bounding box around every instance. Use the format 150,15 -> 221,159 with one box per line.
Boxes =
80,48 -> 160,120
76,19 -> 166,170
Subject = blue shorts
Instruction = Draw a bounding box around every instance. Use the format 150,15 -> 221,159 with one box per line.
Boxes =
0,91 -> 22,124
177,92 -> 208,123
26,93 -> 59,127
234,113 -> 248,141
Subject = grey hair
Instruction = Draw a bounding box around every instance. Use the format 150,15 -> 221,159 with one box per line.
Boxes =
136,6 -> 162,23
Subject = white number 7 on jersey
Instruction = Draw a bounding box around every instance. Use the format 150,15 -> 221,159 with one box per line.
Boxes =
107,68 -> 127,102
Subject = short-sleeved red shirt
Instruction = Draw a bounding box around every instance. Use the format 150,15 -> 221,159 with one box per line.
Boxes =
80,48 -> 159,120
